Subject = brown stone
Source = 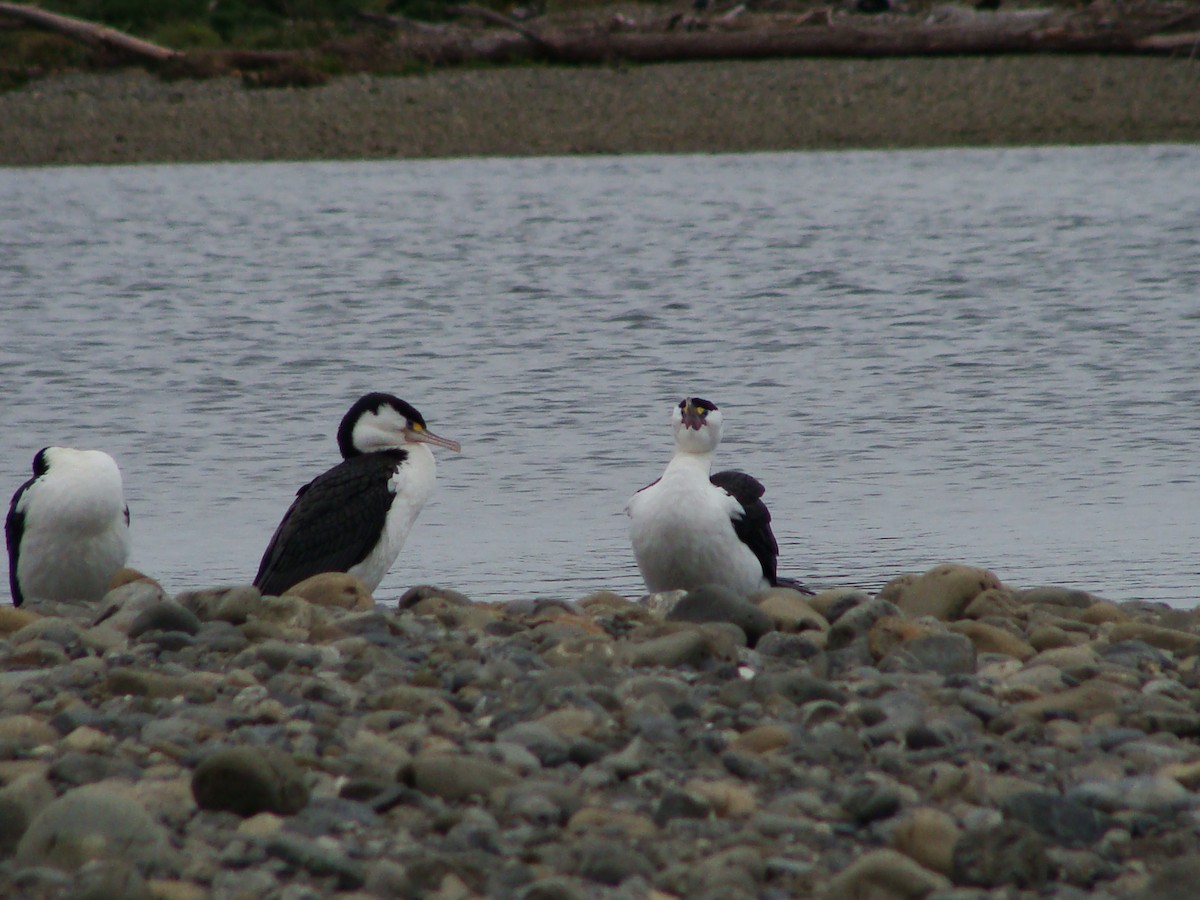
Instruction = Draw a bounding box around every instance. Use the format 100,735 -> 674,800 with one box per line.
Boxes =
284,572 -> 374,610
997,682 -> 1135,730
1108,622 -> 1200,656
1028,625 -> 1080,651
822,848 -> 952,899
730,724 -> 792,754
889,564 -> 1003,621
108,567 -> 162,591
877,574 -> 918,604
568,807 -> 658,838
868,616 -> 940,661
1080,601 -> 1132,625
950,620 -> 1036,660
891,807 -> 961,876
962,588 -> 1026,620
0,607 -> 41,635
577,590 -> 635,612
755,588 -> 829,633
806,587 -> 871,621
684,779 -> 756,817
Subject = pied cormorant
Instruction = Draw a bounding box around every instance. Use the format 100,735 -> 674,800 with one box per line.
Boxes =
627,397 -> 803,599
254,392 -> 460,597
6,447 -> 132,607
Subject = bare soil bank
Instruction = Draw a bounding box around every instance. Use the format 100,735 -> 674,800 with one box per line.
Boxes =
1,55 -> 1198,166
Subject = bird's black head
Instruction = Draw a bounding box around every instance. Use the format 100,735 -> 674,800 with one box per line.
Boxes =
337,393 -> 426,458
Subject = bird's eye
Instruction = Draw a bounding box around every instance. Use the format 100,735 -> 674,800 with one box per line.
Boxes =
411,422 -> 425,432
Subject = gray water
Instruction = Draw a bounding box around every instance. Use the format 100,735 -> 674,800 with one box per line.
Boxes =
2,146 -> 1198,607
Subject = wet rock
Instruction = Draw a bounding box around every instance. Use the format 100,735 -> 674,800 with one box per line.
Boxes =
827,598 -> 901,650
0,714 -> 58,747
92,580 -> 171,633
879,633 -> 976,676
654,787 -> 711,826
755,629 -> 826,664
752,671 -> 847,707
992,682 -> 1133,732
951,820 -> 1050,888
0,774 -> 53,856
842,780 -> 902,826
1000,791 -> 1113,847
397,583 -> 474,609
107,667 -> 215,701
821,848 -> 951,899
403,753 -> 519,801
176,585 -> 262,623
668,585 -> 774,645
9,617 -> 84,651
66,859 -> 153,900
191,747 -> 310,817
730,723 -> 791,754
497,722 -> 570,767
620,628 -> 726,668
1102,639 -> 1175,671
262,832 -> 366,889
572,838 -> 654,886
128,601 -> 202,639
49,750 -> 141,787
1019,586 -> 1096,609
1138,856 -> 1200,900
807,588 -> 870,624
1068,775 -> 1194,816
16,784 -> 174,872
640,589 -> 687,619
890,806 -> 960,876
868,616 -> 940,661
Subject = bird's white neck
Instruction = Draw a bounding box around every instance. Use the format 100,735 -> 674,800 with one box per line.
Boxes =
664,448 -> 713,480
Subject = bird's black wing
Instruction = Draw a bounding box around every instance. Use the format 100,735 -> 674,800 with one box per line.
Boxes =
5,476 -> 35,608
711,469 -> 780,586
253,452 -> 403,596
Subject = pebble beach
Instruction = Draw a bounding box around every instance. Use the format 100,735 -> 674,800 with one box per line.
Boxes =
2,563 -> 1200,898
2,54 -> 1200,166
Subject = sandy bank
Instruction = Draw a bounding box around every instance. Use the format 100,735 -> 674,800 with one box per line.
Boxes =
1,55 -> 1198,166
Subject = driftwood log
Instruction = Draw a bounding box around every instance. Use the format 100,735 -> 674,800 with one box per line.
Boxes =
1,0 -> 1196,76
385,19 -> 1194,67
0,1 -> 179,61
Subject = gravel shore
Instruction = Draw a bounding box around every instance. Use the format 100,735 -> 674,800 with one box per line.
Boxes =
1,563 -> 1199,898
2,55 -> 1199,166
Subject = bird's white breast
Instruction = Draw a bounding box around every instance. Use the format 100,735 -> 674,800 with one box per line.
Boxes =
628,455 -> 765,598
348,444 -> 437,593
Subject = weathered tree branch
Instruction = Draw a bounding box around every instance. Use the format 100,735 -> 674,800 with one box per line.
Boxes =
386,14 -> 1200,67
0,1 -> 179,61
444,3 -> 558,53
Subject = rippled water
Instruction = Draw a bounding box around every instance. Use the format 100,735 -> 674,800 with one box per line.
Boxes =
2,145 -> 1198,606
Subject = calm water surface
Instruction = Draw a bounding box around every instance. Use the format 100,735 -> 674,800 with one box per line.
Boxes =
2,146 -> 1198,606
